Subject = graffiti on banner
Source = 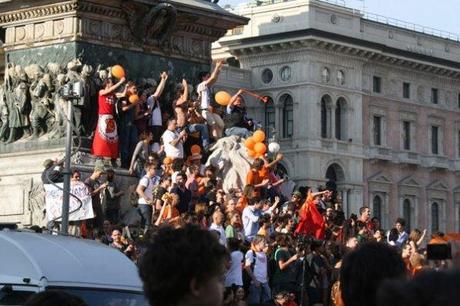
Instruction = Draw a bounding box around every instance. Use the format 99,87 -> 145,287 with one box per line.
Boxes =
44,182 -> 94,221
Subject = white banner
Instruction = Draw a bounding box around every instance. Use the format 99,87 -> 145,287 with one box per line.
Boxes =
44,182 -> 94,222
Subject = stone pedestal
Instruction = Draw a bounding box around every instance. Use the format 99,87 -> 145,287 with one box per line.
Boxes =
0,0 -> 247,227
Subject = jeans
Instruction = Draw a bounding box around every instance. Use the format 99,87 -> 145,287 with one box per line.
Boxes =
188,123 -> 210,147
225,126 -> 251,138
248,281 -> 271,305
119,123 -> 138,168
137,204 -> 152,228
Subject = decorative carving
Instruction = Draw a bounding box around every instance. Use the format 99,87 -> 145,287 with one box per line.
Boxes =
28,180 -> 46,226
337,70 -> 345,85
0,1 -> 79,25
16,27 -> 26,41
122,1 -> 177,45
54,20 -> 64,35
322,67 -> 330,82
35,23 -> 45,38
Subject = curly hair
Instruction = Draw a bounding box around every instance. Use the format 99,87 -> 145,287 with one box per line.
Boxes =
139,225 -> 229,306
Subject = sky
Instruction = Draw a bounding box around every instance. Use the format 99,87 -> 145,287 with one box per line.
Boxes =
217,0 -> 460,36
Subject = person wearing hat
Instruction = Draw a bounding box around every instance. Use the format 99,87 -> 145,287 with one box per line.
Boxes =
41,158 -> 63,184
280,191 -> 303,214
84,161 -> 108,232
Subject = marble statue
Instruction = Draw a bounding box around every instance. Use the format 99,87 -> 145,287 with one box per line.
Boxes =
206,135 -> 252,193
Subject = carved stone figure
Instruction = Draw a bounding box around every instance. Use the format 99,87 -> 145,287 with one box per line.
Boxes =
28,65 -> 53,138
337,70 -> 345,85
206,135 -> 252,193
322,67 -> 330,82
80,64 -> 98,135
123,1 -> 177,45
0,84 -> 8,141
48,73 -> 67,139
4,64 -> 31,143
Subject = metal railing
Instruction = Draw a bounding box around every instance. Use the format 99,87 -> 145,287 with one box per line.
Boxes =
225,0 -> 460,41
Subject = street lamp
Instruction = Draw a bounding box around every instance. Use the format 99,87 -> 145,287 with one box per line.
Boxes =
59,81 -> 83,235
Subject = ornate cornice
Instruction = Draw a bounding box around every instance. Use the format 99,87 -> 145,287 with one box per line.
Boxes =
77,1 -> 125,19
0,1 -> 78,25
230,37 -> 460,78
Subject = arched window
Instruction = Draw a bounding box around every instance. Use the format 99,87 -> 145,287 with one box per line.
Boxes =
373,195 -> 382,222
403,199 -> 412,232
280,94 -> 294,138
321,95 -> 332,138
335,98 -> 347,140
264,96 -> 275,139
432,202 -> 439,233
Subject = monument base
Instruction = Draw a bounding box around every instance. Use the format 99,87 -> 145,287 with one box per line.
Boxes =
0,146 -> 140,228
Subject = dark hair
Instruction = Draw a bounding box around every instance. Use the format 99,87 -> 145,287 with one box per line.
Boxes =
388,228 -> 399,242
377,269 -> 460,306
139,225 -> 229,306
144,162 -> 156,170
359,206 -> 369,215
175,171 -> 186,179
396,218 -> 406,227
340,242 -> 406,306
25,290 -> 87,306
251,158 -> 264,169
227,237 -> 241,252
102,77 -> 114,88
171,159 -> 183,172
198,71 -> 209,81
160,175 -> 172,183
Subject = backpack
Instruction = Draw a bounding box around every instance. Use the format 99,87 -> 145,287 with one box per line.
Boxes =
131,175 -> 155,207
242,250 -> 257,294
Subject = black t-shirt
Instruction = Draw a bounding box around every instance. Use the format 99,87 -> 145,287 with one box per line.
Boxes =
171,185 -> 192,214
273,248 -> 298,285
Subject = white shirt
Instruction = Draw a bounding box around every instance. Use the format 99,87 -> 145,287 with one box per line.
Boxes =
245,250 -> 268,283
242,206 -> 261,241
209,223 -> 227,246
197,81 -> 210,109
147,95 -> 162,126
225,251 -> 244,287
137,175 -> 160,205
162,129 -> 184,159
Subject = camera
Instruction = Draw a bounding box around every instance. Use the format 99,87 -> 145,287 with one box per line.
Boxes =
59,81 -> 84,100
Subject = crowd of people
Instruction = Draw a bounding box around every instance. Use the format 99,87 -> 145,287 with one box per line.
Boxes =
38,59 -> 458,306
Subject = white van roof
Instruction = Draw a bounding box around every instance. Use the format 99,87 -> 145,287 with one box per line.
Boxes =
0,230 -> 143,292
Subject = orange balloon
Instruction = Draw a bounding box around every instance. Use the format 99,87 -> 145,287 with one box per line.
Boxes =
245,137 -> 256,150
191,144 -> 201,154
215,91 -> 232,106
111,65 -> 125,79
254,142 -> 267,155
128,94 -> 139,104
253,130 -> 266,143
247,149 -> 257,158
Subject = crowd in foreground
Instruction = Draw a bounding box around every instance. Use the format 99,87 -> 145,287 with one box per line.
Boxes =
36,60 -> 459,306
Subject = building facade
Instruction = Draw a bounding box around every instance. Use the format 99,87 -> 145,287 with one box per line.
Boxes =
212,0 -> 460,233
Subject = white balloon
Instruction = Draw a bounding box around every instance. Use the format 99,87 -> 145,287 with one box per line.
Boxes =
268,142 -> 280,154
